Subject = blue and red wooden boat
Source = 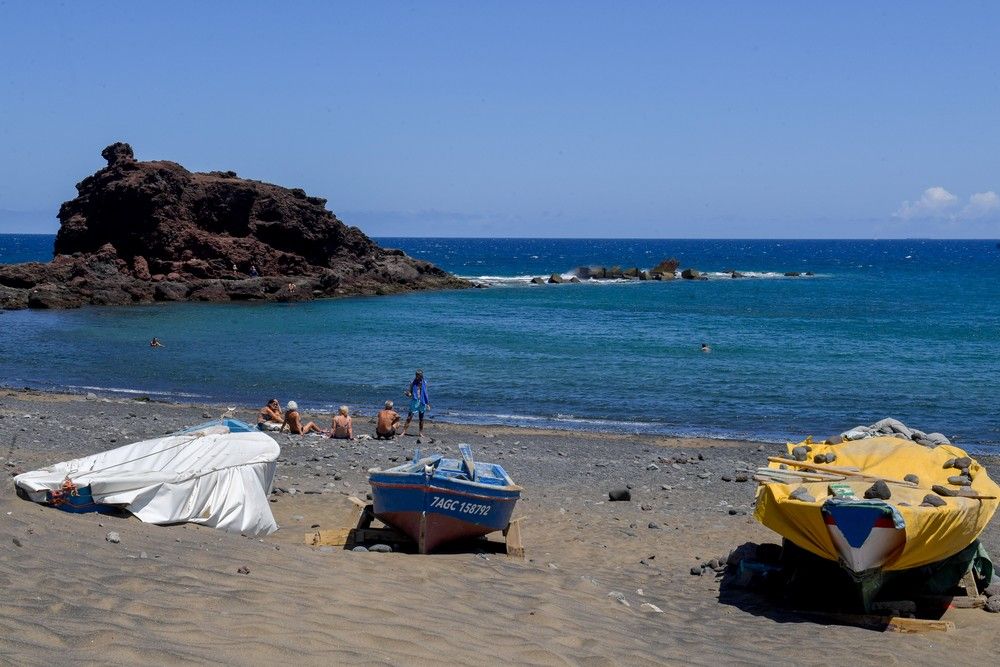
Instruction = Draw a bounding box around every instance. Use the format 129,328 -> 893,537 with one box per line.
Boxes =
368,444 -> 522,553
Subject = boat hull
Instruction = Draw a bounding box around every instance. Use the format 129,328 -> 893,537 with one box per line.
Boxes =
370,473 -> 519,553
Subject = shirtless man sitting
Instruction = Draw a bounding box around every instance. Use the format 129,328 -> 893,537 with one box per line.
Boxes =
375,400 -> 401,439
257,399 -> 283,431
280,401 -> 323,435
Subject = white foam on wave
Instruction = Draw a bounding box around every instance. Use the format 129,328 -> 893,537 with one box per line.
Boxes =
65,384 -> 209,399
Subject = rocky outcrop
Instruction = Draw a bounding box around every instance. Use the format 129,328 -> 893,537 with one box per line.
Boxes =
0,143 -> 468,309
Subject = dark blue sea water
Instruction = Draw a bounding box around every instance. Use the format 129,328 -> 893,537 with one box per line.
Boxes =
2,234 -> 999,449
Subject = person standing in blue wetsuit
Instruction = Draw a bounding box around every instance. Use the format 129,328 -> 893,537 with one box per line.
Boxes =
401,369 -> 431,439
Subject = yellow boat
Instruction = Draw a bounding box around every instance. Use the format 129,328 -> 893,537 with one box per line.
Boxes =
755,437 -> 999,575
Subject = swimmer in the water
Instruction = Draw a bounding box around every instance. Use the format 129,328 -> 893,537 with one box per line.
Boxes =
701,343 -> 711,353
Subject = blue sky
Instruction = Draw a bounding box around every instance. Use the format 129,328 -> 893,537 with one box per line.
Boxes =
1,2 -> 998,237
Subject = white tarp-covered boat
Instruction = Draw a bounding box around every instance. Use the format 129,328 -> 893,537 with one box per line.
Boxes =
14,419 -> 280,536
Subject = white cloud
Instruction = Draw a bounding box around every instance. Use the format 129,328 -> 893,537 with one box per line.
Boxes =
959,191 -> 1000,219
894,186 -> 958,219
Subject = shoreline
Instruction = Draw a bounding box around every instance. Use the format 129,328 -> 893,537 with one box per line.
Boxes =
0,385 -> 780,450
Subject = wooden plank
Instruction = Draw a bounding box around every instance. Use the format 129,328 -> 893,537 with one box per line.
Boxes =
348,496 -> 370,509
959,569 -> 979,598
503,516 -> 525,559
768,457 -> 918,487
305,528 -> 352,547
458,443 -> 476,481
887,617 -> 955,633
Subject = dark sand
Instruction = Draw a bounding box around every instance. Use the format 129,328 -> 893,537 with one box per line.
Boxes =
1,389 -> 998,664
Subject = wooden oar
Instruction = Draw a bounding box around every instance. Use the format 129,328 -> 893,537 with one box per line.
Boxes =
768,457 -> 918,487
755,467 -> 846,483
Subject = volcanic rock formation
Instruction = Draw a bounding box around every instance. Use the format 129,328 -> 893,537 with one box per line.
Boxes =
0,143 -> 468,309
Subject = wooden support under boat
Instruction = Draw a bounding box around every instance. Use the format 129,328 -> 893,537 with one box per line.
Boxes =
887,617 -> 955,633
306,496 -> 526,556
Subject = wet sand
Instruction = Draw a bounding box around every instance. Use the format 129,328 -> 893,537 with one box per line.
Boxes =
1,389 -> 998,665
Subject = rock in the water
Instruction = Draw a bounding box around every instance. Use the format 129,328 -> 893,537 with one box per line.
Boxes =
903,473 -> 920,485
0,143 -> 466,309
921,494 -> 946,507
530,277 -> 546,284
547,273 -> 564,284
681,268 -> 701,279
863,480 -> 891,500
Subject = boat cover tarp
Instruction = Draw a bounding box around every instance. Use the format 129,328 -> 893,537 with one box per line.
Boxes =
754,437 -> 1000,570
14,422 -> 280,536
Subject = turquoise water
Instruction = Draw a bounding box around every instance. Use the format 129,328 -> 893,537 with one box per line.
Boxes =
1,235 -> 998,448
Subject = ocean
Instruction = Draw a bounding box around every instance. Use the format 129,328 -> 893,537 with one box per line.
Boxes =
1,234 -> 998,449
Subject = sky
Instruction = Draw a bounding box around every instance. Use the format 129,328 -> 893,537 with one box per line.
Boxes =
1,1 -> 999,238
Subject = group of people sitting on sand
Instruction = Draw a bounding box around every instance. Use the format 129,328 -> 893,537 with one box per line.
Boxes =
256,370 -> 432,440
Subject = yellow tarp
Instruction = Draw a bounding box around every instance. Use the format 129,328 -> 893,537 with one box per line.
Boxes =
754,437 -> 1000,571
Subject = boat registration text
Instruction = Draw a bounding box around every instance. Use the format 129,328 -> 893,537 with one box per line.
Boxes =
429,495 -> 491,516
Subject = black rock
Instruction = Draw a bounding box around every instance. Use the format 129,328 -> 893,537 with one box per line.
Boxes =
921,494 -> 946,507
932,484 -> 957,497
791,446 -> 809,461
608,488 -> 631,502
863,480 -> 891,500
947,475 -> 972,486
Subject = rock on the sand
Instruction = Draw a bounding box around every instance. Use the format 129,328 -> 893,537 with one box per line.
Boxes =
640,603 -> 664,613
863,480 -> 891,500
106,531 -> 121,544
690,566 -> 703,576
607,592 -> 630,606
369,544 -> 392,553
352,546 -> 369,552
986,596 -> 1000,613
608,489 -> 631,501
237,566 -> 250,575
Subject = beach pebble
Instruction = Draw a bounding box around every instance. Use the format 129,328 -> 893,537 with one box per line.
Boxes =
105,531 -> 120,544
728,508 -> 739,515
648,522 -> 661,529
791,446 -> 808,461
903,474 -> 920,485
640,503 -> 653,511
697,472 -> 710,479
921,494 -> 946,507
237,566 -> 250,575
351,546 -> 369,552
932,484 -> 956,497
947,475 -> 972,486
954,456 -> 972,469
607,592 -> 630,606
983,582 -> 1000,598
139,551 -> 148,559
369,544 -> 392,553
942,458 -> 956,469
640,603 -> 664,613
789,486 -> 816,503
733,472 -> 749,483
202,412 -> 212,418
608,489 -> 631,501
12,537 -> 22,547
85,392 -> 97,400
985,596 -> 1000,613
863,480 -> 891,500
660,484 -> 672,491
721,474 -> 733,482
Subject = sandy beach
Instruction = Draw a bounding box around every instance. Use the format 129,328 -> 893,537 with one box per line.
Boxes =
0,388 -> 997,665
